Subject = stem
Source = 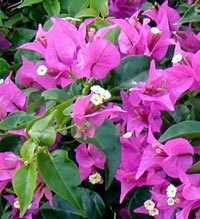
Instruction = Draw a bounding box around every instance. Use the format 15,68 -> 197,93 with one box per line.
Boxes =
114,212 -> 117,219
56,123 -> 76,133
82,78 -> 95,95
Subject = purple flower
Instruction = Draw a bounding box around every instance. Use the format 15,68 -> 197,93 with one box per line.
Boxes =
72,38 -> 120,80
75,143 -> 106,180
0,74 -> 27,114
0,33 -> 11,50
0,152 -> 22,193
72,93 -> 124,139
108,0 -> 146,18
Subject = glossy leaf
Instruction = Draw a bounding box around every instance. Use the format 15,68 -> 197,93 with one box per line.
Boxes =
37,150 -> 86,217
27,113 -> 56,146
0,111 -> 35,130
12,164 -> 37,217
112,55 -> 151,90
159,120 -> 200,143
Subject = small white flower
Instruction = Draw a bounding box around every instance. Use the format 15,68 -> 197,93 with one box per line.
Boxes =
14,200 -> 20,209
149,208 -> 159,216
99,89 -> 111,100
150,27 -> 162,35
122,132 -> 133,138
90,93 -> 103,105
166,184 -> 177,198
91,85 -> 102,93
90,85 -> 111,100
36,65 -> 48,76
167,197 -> 175,206
89,172 -> 103,184
144,199 -> 155,211
171,53 -> 183,64
63,17 -> 81,22
0,79 -> 4,84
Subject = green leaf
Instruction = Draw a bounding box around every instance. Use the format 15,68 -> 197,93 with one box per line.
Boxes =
0,58 -> 10,76
188,160 -> 200,173
20,139 -> 37,162
159,120 -> 200,143
37,150 -> 86,217
81,188 -> 105,219
75,8 -> 98,18
13,164 -> 37,217
17,0 -> 44,8
27,113 -> 56,146
12,28 -> 36,48
90,0 -> 108,15
43,0 -> 61,16
41,88 -> 69,103
68,0 -> 90,17
112,55 -> 151,90
177,2 -> 200,24
41,188 -> 105,219
0,111 -> 35,131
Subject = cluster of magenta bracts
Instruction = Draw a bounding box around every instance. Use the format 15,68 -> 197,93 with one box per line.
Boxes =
1,0 -> 200,218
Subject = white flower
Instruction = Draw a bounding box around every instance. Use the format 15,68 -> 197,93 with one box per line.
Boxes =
89,172 -> 103,184
99,89 -> 111,100
122,132 -> 133,138
167,197 -> 175,206
149,208 -> 159,216
36,65 -> 48,76
14,200 -> 20,209
0,79 -> 4,84
144,199 -> 155,211
171,53 -> 183,64
150,27 -> 162,35
166,184 -> 177,198
90,93 -> 103,105
90,85 -> 111,100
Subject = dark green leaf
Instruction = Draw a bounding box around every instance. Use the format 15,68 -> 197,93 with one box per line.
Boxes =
13,164 -> 37,217
41,188 -> 105,219
159,120 -> 200,143
128,186 -> 152,219
37,150 -> 86,217
112,55 -> 151,90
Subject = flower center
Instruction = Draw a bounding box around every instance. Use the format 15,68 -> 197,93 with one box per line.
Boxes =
36,65 -> 48,76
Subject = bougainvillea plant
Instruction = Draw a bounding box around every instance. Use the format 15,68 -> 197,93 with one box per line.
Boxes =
1,0 -> 200,218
